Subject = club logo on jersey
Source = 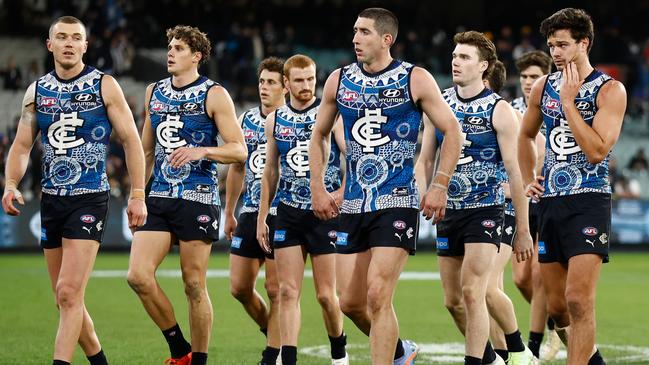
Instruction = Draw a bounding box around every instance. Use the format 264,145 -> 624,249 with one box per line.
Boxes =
181,102 -> 199,111
342,90 -> 359,102
152,101 -> 164,111
545,98 -> 560,110
393,220 -> 406,230
157,115 -> 187,153
80,214 -> 96,223
41,97 -> 57,107
197,215 -> 211,223
482,220 -> 496,228
582,227 -> 598,236
351,108 -> 390,153
379,88 -> 406,103
458,132 -> 473,165
549,118 -> 581,161
47,112 -> 86,155
249,143 -> 267,178
287,140 -> 310,177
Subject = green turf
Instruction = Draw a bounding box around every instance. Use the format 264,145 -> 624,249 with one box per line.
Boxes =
0,251 -> 647,364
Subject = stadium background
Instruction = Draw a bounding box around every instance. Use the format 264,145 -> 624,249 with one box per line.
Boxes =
0,1 -> 648,364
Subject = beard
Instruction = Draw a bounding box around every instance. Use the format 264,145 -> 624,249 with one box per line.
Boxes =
294,89 -> 314,102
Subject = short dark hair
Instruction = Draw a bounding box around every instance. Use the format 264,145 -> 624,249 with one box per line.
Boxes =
453,31 -> 498,79
485,60 -> 506,93
515,51 -> 552,74
49,16 -> 86,38
258,57 -> 285,84
540,8 -> 595,52
166,25 -> 212,66
358,8 -> 399,45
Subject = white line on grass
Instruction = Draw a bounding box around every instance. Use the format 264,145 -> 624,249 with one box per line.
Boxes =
92,269 -> 440,280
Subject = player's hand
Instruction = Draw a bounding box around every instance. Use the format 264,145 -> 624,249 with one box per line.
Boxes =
256,215 -> 271,253
168,147 -> 206,168
2,188 -> 25,216
224,213 -> 237,241
331,187 -> 344,208
525,175 -> 545,202
126,199 -> 147,229
513,229 -> 534,263
559,62 -> 583,105
311,184 -> 339,221
420,186 -> 447,224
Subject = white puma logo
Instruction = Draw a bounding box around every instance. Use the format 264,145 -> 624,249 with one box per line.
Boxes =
586,239 -> 595,246
199,226 -> 208,234
484,230 -> 493,238
394,233 -> 403,242
82,226 -> 92,234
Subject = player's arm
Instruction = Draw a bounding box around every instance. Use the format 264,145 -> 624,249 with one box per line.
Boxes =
169,86 -> 247,167
494,101 -> 533,262
141,83 -> 156,184
257,112 -> 280,252
518,76 -> 546,201
560,63 -> 627,164
309,69 -> 342,221
330,114 -> 346,207
411,67 -> 462,223
2,82 -> 39,216
103,75 -> 147,227
224,114 -> 247,240
414,115 -> 438,199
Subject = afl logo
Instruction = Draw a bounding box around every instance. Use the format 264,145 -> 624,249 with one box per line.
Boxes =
196,215 -> 211,223
279,126 -> 293,136
42,97 -> 57,106
482,220 -> 496,228
342,90 -> 359,102
582,227 -> 598,236
244,129 -> 255,139
80,214 -> 96,223
152,101 -> 164,111
328,230 -> 337,239
575,101 -> 590,110
74,93 -> 93,102
545,99 -> 560,109
393,220 -> 406,230
381,89 -> 402,98
181,102 -> 198,111
467,116 -> 483,125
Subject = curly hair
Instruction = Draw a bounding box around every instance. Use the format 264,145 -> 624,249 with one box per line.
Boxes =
166,25 -> 212,66
453,31 -> 498,79
515,51 -> 552,74
258,57 -> 285,82
540,8 -> 594,52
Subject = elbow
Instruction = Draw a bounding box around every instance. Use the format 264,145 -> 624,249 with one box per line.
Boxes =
586,151 -> 606,165
234,143 -> 247,164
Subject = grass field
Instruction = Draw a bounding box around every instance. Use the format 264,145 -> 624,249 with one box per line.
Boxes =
0,251 -> 648,364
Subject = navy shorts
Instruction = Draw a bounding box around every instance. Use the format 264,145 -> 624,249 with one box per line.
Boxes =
273,203 -> 337,255
436,205 -> 504,257
337,208 -> 419,255
137,197 -> 220,243
231,212 -> 275,259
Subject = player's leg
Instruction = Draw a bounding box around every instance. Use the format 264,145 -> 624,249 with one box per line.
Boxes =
366,247 -> 409,365
261,257 -> 281,363
179,239 -> 213,365
337,251 -> 371,335
438,255 -> 465,334
511,252 -> 533,303
540,262 -> 569,333
228,255 -> 267,329
274,245 -> 306,365
487,250 -> 508,360
52,239 -> 100,363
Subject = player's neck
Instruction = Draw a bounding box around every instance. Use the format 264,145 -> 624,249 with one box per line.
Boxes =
289,96 -> 316,111
54,61 -> 85,81
172,70 -> 200,89
574,58 -> 594,80
456,79 -> 485,100
361,54 -> 393,74
261,102 -> 283,117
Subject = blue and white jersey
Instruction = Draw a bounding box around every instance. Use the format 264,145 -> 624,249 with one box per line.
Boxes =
336,60 -> 421,214
149,76 -> 220,205
36,66 -> 111,196
240,106 -> 280,215
540,70 -> 612,197
513,95 -> 546,137
437,87 -> 505,210
274,99 -> 341,210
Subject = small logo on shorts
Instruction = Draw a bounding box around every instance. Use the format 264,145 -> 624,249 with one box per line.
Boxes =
328,230 -> 337,239
231,236 -> 242,249
80,215 -> 96,224
599,233 -> 608,245
274,230 -> 286,242
199,226 -> 208,234
336,232 -> 348,246
436,237 -> 449,250
197,215 -> 211,223
582,227 -> 598,236
406,227 -> 414,239
538,241 -> 547,254
41,228 -> 47,241
393,220 -> 406,230
481,220 -> 496,228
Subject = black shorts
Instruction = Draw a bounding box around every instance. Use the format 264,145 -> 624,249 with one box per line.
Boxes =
137,197 -> 220,243
436,205 -> 504,257
502,213 -> 516,246
273,203 -> 337,255
538,193 -> 611,264
40,191 -> 110,249
231,212 -> 275,259
529,200 -> 540,239
337,208 -> 419,255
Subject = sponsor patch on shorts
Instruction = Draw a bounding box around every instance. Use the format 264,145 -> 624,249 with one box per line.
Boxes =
336,232 -> 348,246
436,237 -> 449,250
231,236 -> 242,249
538,241 -> 547,254
274,230 -> 286,242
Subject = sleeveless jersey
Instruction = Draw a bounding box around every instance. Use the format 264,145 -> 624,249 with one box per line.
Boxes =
36,66 -> 111,196
437,87 -> 505,209
240,106 -> 280,215
336,60 -> 422,213
512,95 -> 546,137
540,70 -> 613,197
149,76 -> 220,205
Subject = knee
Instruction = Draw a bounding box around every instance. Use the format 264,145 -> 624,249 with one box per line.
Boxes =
461,284 -> 483,307
565,291 -> 593,320
339,295 -> 365,318
279,283 -> 300,304
264,281 -> 280,305
183,278 -> 206,301
513,272 -> 531,291
230,282 -> 253,303
444,294 -> 463,316
366,284 -> 390,314
126,270 -> 155,295
545,296 -> 567,319
316,289 -> 337,310
56,281 -> 83,309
